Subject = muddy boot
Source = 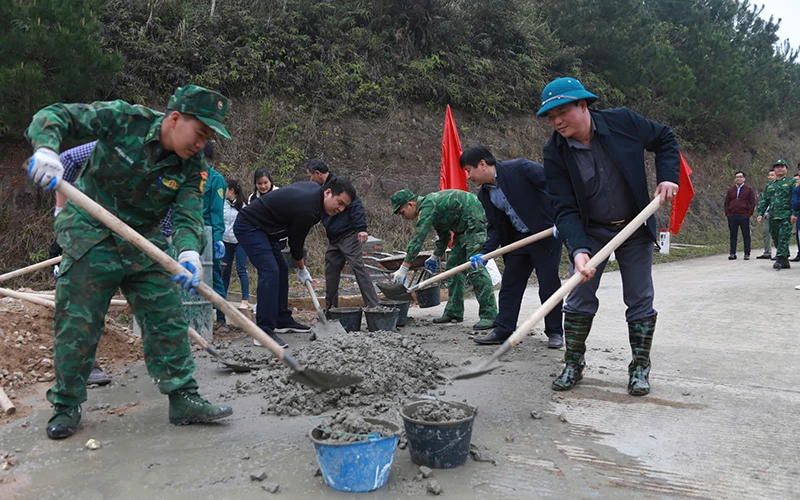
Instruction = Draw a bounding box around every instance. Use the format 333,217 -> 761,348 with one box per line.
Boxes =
780,257 -> 791,269
87,362 -> 112,386
628,315 -> 656,396
46,404 -> 82,440
168,389 -> 233,425
552,313 -> 593,391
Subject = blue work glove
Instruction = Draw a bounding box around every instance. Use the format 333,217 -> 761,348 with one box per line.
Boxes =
172,251 -> 203,294
391,266 -> 408,285
214,241 -> 225,259
28,149 -> 64,191
424,256 -> 439,273
469,254 -> 487,270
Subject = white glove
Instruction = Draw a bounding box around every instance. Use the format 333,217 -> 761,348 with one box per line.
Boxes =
172,250 -> 203,293
553,226 -> 559,239
297,268 -> 312,285
28,149 -> 64,191
391,266 -> 409,284
53,265 -> 60,278
54,206 -> 63,217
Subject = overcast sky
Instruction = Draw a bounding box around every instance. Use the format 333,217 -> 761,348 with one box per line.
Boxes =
755,0 -> 798,49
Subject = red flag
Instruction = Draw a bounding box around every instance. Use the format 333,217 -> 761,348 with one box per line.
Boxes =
439,105 -> 467,191
670,152 -> 695,235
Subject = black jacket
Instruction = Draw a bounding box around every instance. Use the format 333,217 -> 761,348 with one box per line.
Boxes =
477,158 -> 558,255
321,173 -> 367,244
237,181 -> 323,260
543,107 -> 680,255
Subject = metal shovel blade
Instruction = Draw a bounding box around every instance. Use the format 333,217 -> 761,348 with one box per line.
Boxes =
205,345 -> 254,373
439,343 -> 510,380
311,318 -> 347,336
376,281 -> 412,301
288,368 -> 364,390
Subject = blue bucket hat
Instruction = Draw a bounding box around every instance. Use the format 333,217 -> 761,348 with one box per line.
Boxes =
537,77 -> 598,117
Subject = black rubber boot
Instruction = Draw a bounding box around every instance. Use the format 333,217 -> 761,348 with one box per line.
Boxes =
552,313 -> 593,391
780,257 -> 791,269
627,315 -> 656,396
46,404 -> 82,440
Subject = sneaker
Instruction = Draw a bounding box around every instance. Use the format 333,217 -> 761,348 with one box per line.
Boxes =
239,301 -> 251,310
432,315 -> 463,324
87,366 -> 112,386
46,404 -> 82,440
728,254 -> 736,260
168,389 -> 233,425
743,255 -> 750,260
275,320 -> 311,333
472,318 -> 495,330
253,331 -> 288,348
795,284 -> 800,290
756,253 -> 771,259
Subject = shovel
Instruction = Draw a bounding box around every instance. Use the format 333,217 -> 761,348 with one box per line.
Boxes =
379,227 -> 556,301
45,176 -> 362,390
0,256 -> 62,282
441,198 -> 662,380
187,327 -> 254,373
304,281 -> 347,336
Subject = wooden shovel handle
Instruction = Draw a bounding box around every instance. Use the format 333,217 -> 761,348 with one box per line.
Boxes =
0,256 -> 62,283
507,197 -> 662,347
187,326 -> 209,349
410,227 -> 555,291
52,180 -> 286,360
0,386 -> 15,415
0,287 -> 56,308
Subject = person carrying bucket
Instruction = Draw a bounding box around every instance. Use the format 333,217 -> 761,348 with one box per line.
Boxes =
25,84 -> 235,439
389,189 -> 497,330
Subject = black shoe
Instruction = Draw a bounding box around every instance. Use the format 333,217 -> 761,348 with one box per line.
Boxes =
628,364 -> 651,396
774,259 -> 782,270
744,255 -> 750,260
546,333 -> 564,349
552,363 -> 584,391
46,404 -> 82,440
780,257 -> 791,269
756,253 -> 771,259
432,315 -> 463,324
473,330 -> 509,345
771,256 -> 777,261
790,254 -> 800,262
728,254 -> 737,260
87,367 -> 112,386
275,320 -> 311,333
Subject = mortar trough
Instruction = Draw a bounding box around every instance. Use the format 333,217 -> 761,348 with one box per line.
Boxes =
310,418 -> 400,492
414,283 -> 441,308
328,307 -> 362,332
379,299 -> 410,326
364,307 -> 399,332
400,400 -> 476,469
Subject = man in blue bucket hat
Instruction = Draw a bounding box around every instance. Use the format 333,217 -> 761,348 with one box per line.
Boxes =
539,77 -> 681,397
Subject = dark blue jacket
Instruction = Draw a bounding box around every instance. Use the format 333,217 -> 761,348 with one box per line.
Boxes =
543,108 -> 680,255
792,185 -> 800,214
322,173 -> 367,244
477,158 -> 559,255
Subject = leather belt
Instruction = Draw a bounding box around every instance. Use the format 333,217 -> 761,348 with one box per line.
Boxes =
593,217 -> 633,227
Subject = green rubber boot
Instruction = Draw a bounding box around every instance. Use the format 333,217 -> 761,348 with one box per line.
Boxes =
46,404 -> 82,440
552,313 -> 593,391
169,389 -> 233,425
627,315 -> 656,396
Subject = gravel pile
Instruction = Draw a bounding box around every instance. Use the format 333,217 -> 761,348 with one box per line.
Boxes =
219,330 -> 445,416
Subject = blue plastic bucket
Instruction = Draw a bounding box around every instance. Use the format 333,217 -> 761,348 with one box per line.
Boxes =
310,419 -> 400,492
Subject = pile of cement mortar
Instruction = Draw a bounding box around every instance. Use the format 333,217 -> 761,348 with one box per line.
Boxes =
364,306 -> 396,313
219,330 -> 445,416
407,402 -> 469,422
313,411 -> 398,443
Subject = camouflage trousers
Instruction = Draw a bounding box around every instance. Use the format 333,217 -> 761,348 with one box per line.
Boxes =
769,217 -> 793,258
442,227 -> 497,321
47,235 -> 197,407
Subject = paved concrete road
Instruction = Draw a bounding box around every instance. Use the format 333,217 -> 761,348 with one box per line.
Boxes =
1,251 -> 798,499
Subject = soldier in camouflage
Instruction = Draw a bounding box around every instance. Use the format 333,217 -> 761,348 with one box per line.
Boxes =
757,159 -> 799,270
390,189 -> 497,330
25,85 -> 234,440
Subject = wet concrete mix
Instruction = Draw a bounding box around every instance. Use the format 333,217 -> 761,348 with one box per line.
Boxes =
406,401 -> 470,422
217,330 -> 447,416
313,411 -> 398,443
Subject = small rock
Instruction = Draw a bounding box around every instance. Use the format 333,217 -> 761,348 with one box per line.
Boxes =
505,435 -> 515,442
413,473 -> 423,481
6,455 -> 19,466
437,390 -> 445,396
530,410 -> 543,420
419,465 -> 433,478
241,454 -> 250,460
40,358 -> 53,367
313,467 -> 322,477
85,439 -> 102,450
682,391 -> 691,396
261,482 -> 280,493
558,412 -> 568,423
250,471 -> 268,482
427,479 -> 443,495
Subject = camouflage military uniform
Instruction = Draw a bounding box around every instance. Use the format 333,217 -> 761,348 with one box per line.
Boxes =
404,190 -> 497,321
26,100 -> 207,407
758,175 -> 798,259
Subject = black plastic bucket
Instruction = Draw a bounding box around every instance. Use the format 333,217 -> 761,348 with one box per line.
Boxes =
329,307 -> 362,332
415,283 -> 441,308
400,400 -> 476,469
364,308 -> 399,332
379,299 -> 410,327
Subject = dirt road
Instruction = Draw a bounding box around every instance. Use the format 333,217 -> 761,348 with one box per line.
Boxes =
1,251 -> 798,499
